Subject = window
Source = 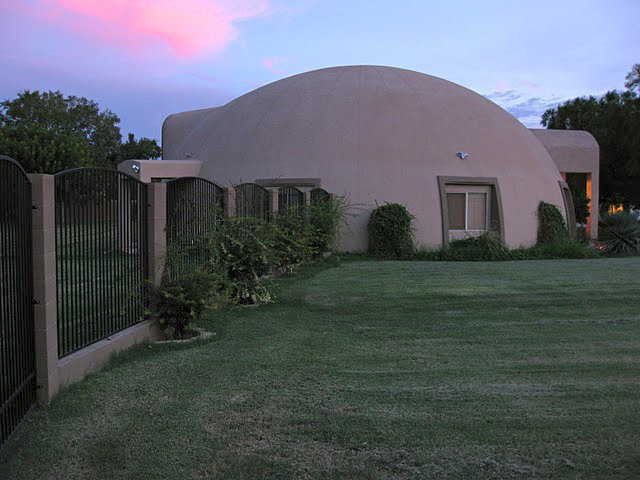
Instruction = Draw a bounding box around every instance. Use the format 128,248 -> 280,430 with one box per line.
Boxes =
438,176 -> 503,245
446,189 -> 489,233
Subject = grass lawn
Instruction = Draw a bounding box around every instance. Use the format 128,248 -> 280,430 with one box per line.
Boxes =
2,258 -> 640,479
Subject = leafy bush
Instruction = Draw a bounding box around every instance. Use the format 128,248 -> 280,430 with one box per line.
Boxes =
512,240 -> 598,259
148,270 -> 224,339
537,201 -> 569,245
269,208 -> 317,271
599,211 -> 640,256
572,189 -> 590,224
414,233 -> 597,261
307,195 -> 346,254
204,218 -> 275,305
415,233 -> 510,261
368,203 -> 414,258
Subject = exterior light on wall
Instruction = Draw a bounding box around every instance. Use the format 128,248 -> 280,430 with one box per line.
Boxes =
131,163 -> 140,174
456,152 -> 470,160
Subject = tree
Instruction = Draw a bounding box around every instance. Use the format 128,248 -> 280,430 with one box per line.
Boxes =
541,66 -> 640,209
119,133 -> 162,161
625,63 -> 640,92
0,90 -> 121,173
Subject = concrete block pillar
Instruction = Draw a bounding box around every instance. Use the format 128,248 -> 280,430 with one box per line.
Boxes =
224,187 -> 236,218
29,174 -> 59,404
147,183 -> 167,286
304,191 -> 311,207
270,189 -> 279,217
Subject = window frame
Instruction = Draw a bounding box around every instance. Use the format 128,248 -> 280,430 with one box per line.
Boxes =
446,191 -> 490,232
438,176 -> 504,245
558,180 -> 577,239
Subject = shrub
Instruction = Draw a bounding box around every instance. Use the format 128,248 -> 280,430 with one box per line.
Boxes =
204,218 -> 275,305
307,195 -> 347,254
599,211 -> 640,256
537,202 -> 569,245
415,233 -> 510,261
148,270 -> 224,339
368,203 -> 414,258
512,240 -> 598,260
269,208 -> 317,271
572,189 -> 590,224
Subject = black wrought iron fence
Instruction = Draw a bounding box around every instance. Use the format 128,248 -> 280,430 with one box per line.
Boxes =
54,169 -> 148,358
235,183 -> 271,222
0,156 -> 36,449
278,186 -> 305,214
166,177 -> 225,280
310,187 -> 330,204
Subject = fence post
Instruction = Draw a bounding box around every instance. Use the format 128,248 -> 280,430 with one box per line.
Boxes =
270,189 -> 279,217
147,183 -> 167,287
29,174 -> 59,404
304,191 -> 311,207
224,186 -> 236,218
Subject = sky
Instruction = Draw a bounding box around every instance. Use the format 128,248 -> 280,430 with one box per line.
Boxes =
1,0 -> 638,144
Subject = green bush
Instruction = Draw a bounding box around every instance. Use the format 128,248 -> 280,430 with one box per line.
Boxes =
368,203 -> 414,258
148,270 -> 224,339
205,218 -> 275,305
307,195 -> 346,254
537,201 -> 569,245
269,208 -> 317,271
599,211 -> 640,256
512,240 -> 598,260
572,189 -> 591,224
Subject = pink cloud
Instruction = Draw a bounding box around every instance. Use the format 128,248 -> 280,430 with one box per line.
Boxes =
33,0 -> 270,58
261,56 -> 288,74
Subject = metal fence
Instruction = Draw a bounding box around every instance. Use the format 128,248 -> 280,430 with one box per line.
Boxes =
0,156 -> 36,449
310,187 -> 330,204
54,169 -> 149,358
166,177 -> 225,280
278,186 -> 304,214
235,183 -> 270,222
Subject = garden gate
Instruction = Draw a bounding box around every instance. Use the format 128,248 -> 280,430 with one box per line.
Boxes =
0,156 -> 36,449
166,177 -> 225,279
54,169 -> 148,358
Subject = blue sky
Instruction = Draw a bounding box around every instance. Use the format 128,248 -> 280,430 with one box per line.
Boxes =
1,0 -> 638,142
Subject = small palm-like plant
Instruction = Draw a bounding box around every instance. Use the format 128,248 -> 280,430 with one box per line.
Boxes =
599,211 -> 640,256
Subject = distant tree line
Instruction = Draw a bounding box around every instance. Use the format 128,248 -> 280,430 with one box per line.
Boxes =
541,64 -> 640,209
0,90 -> 161,174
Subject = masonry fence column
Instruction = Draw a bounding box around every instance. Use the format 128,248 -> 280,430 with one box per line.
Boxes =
304,191 -> 311,207
224,186 -> 236,218
29,174 -> 59,404
147,183 -> 167,287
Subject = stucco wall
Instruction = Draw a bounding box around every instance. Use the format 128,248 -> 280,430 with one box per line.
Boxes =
163,66 -> 568,251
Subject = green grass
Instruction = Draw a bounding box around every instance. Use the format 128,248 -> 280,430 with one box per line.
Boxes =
2,258 -> 640,479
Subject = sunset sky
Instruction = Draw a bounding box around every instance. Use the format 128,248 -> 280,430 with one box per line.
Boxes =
1,0 -> 638,143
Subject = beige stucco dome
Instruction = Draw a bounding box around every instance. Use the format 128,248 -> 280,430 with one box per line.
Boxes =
163,65 -> 567,251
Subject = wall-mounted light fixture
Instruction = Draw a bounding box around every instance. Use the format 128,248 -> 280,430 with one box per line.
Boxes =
456,152 -> 470,160
131,163 -> 141,173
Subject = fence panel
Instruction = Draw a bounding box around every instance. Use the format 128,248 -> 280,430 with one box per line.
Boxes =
0,156 -> 35,449
278,187 -> 304,214
235,183 -> 270,222
166,177 -> 224,279
54,169 -> 148,358
310,188 -> 330,204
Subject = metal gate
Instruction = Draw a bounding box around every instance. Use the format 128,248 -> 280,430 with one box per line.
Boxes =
54,168 -> 148,358
0,156 -> 36,448
166,177 -> 225,280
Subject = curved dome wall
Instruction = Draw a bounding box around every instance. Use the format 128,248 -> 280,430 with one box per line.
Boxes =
163,65 -> 567,251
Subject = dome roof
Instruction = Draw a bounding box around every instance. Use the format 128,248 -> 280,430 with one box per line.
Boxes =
163,65 -> 566,250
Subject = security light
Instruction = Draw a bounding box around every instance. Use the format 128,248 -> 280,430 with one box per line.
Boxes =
456,152 -> 470,160
131,163 -> 140,173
